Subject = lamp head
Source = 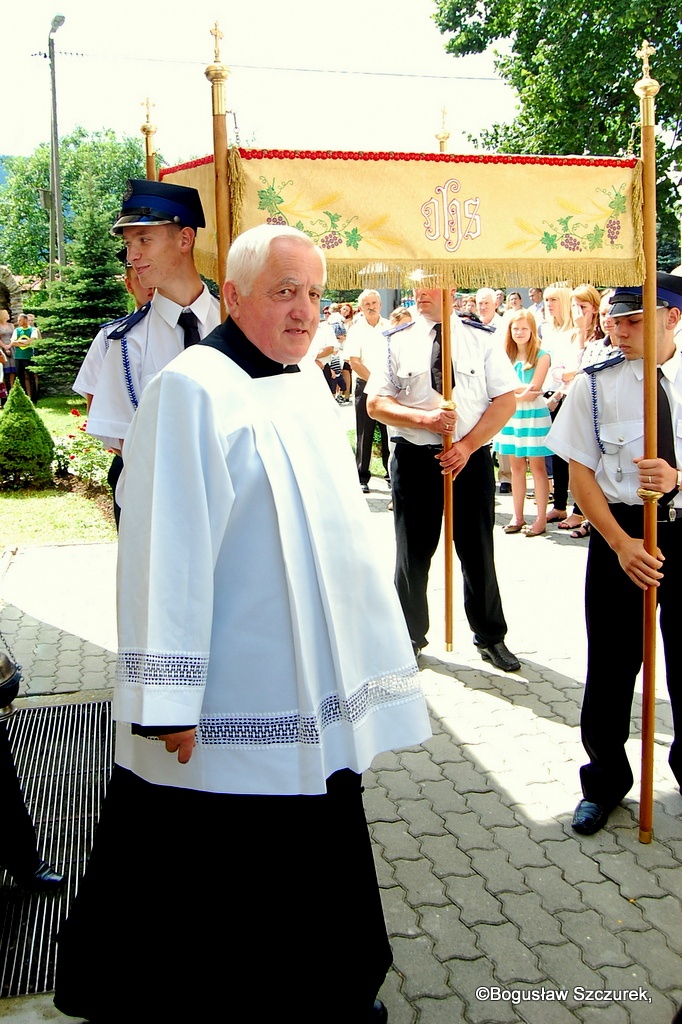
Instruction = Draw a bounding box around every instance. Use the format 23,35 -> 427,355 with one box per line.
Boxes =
50,14 -> 65,34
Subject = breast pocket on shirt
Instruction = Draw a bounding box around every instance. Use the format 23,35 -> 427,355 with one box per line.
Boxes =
600,420 -> 643,479
394,367 -> 434,407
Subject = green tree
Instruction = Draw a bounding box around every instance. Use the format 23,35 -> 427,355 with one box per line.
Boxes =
432,1 -> 682,262
30,173 -> 128,396
0,128 -> 148,277
0,382 -> 55,489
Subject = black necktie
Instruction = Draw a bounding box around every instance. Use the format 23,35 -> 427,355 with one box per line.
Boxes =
178,309 -> 200,348
657,367 -> 677,505
430,323 -> 443,394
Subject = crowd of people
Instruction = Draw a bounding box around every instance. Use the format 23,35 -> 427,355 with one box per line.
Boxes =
320,274 -> 682,854
0,311 -> 41,406
319,283 -> 624,545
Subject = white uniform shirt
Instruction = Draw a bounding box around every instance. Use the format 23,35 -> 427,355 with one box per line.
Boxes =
86,285 -> 220,446
547,349 -> 682,507
72,319 -> 122,399
345,315 -> 390,380
114,346 -> 430,795
366,314 -> 518,446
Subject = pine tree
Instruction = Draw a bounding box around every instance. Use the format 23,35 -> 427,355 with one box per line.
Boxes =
0,382 -> 55,488
30,171 -> 129,396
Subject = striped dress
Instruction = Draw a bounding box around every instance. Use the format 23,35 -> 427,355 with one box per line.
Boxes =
494,351 -> 553,458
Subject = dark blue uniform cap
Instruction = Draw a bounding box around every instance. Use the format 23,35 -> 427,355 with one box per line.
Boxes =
609,271 -> 682,317
111,179 -> 206,236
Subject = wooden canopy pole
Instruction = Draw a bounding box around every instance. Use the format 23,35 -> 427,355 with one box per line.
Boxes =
205,22 -> 231,320
435,113 -> 455,650
634,41 -> 661,845
141,98 -> 157,181
441,287 -> 455,651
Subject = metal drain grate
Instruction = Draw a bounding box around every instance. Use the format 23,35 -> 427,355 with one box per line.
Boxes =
0,701 -> 113,997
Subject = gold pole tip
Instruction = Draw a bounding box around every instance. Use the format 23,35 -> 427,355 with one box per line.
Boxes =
638,828 -> 653,844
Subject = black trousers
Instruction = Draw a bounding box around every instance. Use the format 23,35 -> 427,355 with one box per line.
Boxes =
0,722 -> 40,880
549,401 -> 580,515
107,454 -> 124,529
355,378 -> 389,485
14,359 -> 36,403
392,440 -> 507,650
580,506 -> 682,804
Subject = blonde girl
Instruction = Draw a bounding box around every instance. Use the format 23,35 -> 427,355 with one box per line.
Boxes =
494,311 -> 552,536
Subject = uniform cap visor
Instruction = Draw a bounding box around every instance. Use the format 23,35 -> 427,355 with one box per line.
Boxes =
110,213 -> 173,236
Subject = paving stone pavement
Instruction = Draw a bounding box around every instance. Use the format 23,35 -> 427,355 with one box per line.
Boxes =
1,481 -> 681,1023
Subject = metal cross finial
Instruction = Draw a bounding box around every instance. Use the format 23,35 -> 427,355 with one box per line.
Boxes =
141,97 -> 155,124
636,40 -> 655,78
441,107 -> 447,130
210,21 -> 223,62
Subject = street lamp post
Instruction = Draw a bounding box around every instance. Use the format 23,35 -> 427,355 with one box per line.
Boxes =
48,13 -> 66,279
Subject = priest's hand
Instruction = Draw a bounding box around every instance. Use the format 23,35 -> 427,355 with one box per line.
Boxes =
159,728 -> 196,764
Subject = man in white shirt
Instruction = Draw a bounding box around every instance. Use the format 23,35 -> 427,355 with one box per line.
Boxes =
367,286 -> 521,672
86,179 -> 221,453
346,289 -> 390,492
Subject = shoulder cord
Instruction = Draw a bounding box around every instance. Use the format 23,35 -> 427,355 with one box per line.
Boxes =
386,332 -> 405,392
121,334 -> 139,410
589,373 -> 606,455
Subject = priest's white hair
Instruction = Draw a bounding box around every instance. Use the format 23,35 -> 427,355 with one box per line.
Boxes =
226,224 -> 327,295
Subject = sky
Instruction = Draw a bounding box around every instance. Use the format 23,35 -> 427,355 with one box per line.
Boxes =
6,0 -> 518,166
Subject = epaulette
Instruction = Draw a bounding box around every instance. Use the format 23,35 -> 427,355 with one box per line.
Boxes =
382,320 -> 415,338
456,311 -> 496,334
107,301 -> 152,341
583,351 -> 625,375
98,312 -> 128,335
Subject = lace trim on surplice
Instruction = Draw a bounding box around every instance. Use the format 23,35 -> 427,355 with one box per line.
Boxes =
117,649 -> 209,688
198,665 -> 421,747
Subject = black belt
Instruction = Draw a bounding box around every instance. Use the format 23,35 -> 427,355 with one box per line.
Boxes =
393,437 -> 443,452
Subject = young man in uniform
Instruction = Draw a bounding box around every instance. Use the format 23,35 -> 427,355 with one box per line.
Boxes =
548,272 -> 682,834
86,179 -> 221,454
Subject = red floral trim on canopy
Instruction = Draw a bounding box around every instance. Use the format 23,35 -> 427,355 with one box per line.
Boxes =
160,154 -> 215,177
160,150 -> 638,178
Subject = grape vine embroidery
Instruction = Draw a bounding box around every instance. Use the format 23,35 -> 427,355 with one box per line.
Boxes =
539,184 -> 627,254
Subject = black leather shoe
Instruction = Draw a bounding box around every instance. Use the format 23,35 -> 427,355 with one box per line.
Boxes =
478,641 -> 520,672
372,1000 -> 388,1023
13,860 -> 64,893
572,799 -> 611,835
361,483 -> 370,493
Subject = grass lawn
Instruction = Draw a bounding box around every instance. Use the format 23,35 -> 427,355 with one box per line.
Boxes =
0,394 -> 117,547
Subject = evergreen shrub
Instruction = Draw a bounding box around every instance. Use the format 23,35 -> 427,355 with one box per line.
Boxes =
0,383 -> 55,489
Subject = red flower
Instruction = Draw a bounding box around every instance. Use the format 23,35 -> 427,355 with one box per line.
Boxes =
70,408 -> 81,417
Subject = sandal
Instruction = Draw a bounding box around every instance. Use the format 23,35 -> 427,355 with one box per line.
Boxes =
503,522 -> 526,534
546,510 -> 567,523
557,514 -> 585,530
570,521 -> 591,538
525,524 -> 546,537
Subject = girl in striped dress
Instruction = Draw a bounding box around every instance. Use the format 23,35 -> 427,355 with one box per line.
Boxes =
495,310 -> 552,536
